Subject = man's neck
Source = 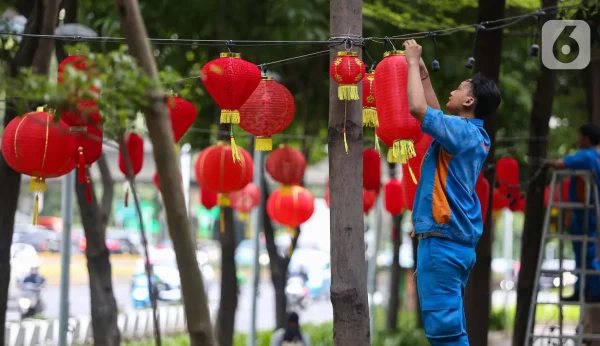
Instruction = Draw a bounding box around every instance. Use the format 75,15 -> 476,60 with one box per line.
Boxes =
456,111 -> 475,119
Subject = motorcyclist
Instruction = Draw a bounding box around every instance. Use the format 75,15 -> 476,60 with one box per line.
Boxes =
21,267 -> 45,287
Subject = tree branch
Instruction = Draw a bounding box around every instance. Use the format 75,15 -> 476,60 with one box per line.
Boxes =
97,153 -> 114,230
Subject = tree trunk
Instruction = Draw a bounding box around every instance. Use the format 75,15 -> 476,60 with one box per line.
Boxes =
0,1 -> 55,343
585,45 -> 600,125
74,155 -> 120,345
386,214 -> 402,331
512,2 -> 558,345
328,0 -> 370,344
463,0 -> 506,344
114,0 -> 214,344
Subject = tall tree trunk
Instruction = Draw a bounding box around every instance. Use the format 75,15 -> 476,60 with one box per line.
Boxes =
328,0 -> 370,344
386,214 -> 402,331
75,155 -> 120,345
512,2 -> 558,345
114,0 -> 214,344
585,45 -> 600,125
0,1 -> 55,343
464,0 -> 506,344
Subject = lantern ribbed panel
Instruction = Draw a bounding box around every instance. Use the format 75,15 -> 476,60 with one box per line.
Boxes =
229,183 -> 261,213
475,173 -> 490,224
239,78 -> 295,151
195,143 -> 253,193
118,133 -> 144,177
265,146 -> 306,186
201,189 -> 218,210
363,189 -> 377,215
384,178 -> 404,215
168,97 -> 197,142
362,71 -> 378,127
1,111 -> 75,179
375,52 -> 423,164
201,53 -> 261,124
363,148 -> 381,191
401,133 -> 432,210
329,52 -> 366,101
267,185 -> 314,227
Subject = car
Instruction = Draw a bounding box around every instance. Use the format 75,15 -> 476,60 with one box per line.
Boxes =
12,224 -> 60,252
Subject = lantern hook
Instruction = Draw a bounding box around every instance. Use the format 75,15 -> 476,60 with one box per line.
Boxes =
344,37 -> 353,51
225,40 -> 234,53
383,36 -> 396,51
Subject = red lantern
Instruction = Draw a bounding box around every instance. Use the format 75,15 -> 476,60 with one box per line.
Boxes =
153,172 -> 182,191
329,51 -> 366,101
475,173 -> 490,224
375,51 -> 423,169
168,96 -> 197,143
201,52 -> 261,124
1,109 -> 76,224
58,55 -> 90,84
363,148 -> 381,191
201,189 -> 218,210
118,133 -> 145,207
267,185 -> 315,228
239,76 -> 296,151
544,180 -> 570,207
229,182 -> 261,220
364,189 -> 377,215
511,194 -> 526,213
265,146 -> 306,189
61,100 -> 102,127
402,133 -> 433,211
493,189 -> 510,211
384,178 -> 404,215
362,71 -> 378,127
496,157 -> 520,197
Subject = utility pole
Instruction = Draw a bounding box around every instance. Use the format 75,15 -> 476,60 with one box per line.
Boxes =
328,0 -> 370,343
58,171 -> 75,346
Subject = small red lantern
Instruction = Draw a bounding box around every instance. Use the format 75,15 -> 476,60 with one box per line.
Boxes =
239,76 -> 296,151
363,148 -> 381,191
496,157 -> 520,197
375,51 -> 423,170
265,146 -> 306,191
402,133 -> 433,210
329,51 -> 366,101
201,189 -> 218,210
267,185 -> 315,228
118,133 -> 145,207
168,96 -> 197,143
229,182 -> 261,220
362,70 -> 378,127
384,178 -> 404,215
1,108 -> 76,224
364,189 -> 377,215
475,173 -> 490,224
201,52 -> 262,124
195,143 -> 253,199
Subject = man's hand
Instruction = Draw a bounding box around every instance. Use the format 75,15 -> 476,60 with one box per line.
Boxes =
402,39 -> 422,66
419,58 -> 429,80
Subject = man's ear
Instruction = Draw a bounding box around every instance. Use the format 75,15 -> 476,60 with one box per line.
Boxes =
463,97 -> 475,108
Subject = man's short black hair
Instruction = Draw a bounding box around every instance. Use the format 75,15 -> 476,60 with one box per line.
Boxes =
469,73 -> 502,120
579,123 -> 600,145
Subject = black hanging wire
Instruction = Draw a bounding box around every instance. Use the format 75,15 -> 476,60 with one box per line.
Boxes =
465,24 -> 485,69
427,31 -> 440,72
530,10 -> 545,57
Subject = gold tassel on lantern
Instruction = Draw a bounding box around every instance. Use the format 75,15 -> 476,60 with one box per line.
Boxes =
362,107 -> 379,127
239,212 -> 249,221
220,109 -> 240,124
218,194 -> 230,233
287,227 -> 298,257
255,136 -> 272,152
388,139 -> 417,184
375,134 -> 381,156
29,177 -> 46,225
343,101 -> 349,153
230,128 -> 242,163
280,185 -> 292,196
174,143 -> 180,155
338,85 -> 359,101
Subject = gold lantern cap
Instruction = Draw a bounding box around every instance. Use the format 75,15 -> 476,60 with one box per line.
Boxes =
383,50 -> 405,57
337,51 -> 359,57
261,76 -> 275,81
220,52 -> 242,58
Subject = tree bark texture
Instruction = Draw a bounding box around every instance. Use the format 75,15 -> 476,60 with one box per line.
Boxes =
386,215 -> 402,331
463,0 -> 506,344
0,1 -> 55,343
328,0 -> 370,344
75,155 -> 120,346
585,45 -> 600,125
512,2 -> 558,345
114,0 -> 214,344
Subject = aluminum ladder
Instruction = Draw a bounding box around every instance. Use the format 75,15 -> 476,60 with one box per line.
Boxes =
526,169 -> 600,346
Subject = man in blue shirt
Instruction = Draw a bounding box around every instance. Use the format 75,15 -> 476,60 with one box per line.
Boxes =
403,39 -> 501,346
549,124 -> 600,302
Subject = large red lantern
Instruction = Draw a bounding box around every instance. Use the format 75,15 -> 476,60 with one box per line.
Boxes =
330,51 -> 366,101
229,182 -> 261,220
362,70 -> 378,127
195,143 -> 253,198
168,96 -> 197,143
363,148 -> 381,191
267,185 -> 315,228
201,52 -> 261,124
475,173 -> 490,224
265,146 -> 306,190
384,178 -> 404,215
239,76 -> 295,151
375,51 -> 423,168
364,189 -> 377,215
1,108 -> 76,224
118,133 -> 145,207
201,189 -> 218,210
402,133 -> 433,210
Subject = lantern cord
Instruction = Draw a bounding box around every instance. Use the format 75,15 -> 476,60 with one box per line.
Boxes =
85,178 -> 92,203
32,194 -> 39,225
124,187 -> 129,207
343,101 -> 349,154
374,134 -> 381,156
220,210 -> 225,233
78,148 -> 86,183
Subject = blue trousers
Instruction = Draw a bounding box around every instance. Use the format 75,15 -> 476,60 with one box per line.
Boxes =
417,236 -> 476,346
570,219 -> 600,298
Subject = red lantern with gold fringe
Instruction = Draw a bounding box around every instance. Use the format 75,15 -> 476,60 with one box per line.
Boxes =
401,133 -> 433,210
201,52 -> 261,124
363,148 -> 381,191
168,96 -> 197,143
362,70 -> 378,127
363,189 -> 377,215
118,133 -> 145,207
265,146 -> 306,191
201,189 -> 218,210
239,76 -> 296,151
267,185 -> 314,228
375,50 -> 423,171
229,183 -> 261,220
384,178 -> 404,215
475,173 -> 490,224
1,108 -> 76,224
195,143 -> 253,197
329,51 -> 366,101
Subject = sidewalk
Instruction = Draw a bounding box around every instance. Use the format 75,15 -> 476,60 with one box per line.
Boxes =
489,326 -> 578,346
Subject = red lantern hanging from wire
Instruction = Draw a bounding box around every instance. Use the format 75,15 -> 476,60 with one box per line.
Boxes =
363,148 -> 381,191
363,189 -> 378,215
330,51 -> 366,101
201,189 -> 218,210
511,194 -> 526,213
375,51 -> 423,177
475,173 -> 490,224
362,70 -> 378,127
118,133 -> 145,207
58,55 -> 90,84
265,146 -> 306,193
384,178 -> 404,215
239,76 -> 295,151
168,96 -> 197,149
1,108 -> 76,224
229,182 -> 261,221
401,133 -> 433,210
267,185 -> 315,228
493,188 -> 510,211
496,157 -> 520,197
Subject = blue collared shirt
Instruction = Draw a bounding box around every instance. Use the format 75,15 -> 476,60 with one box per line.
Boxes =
412,106 -> 491,247
563,148 -> 600,232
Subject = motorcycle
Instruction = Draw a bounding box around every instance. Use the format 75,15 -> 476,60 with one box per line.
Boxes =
18,282 -> 44,319
285,275 -> 309,311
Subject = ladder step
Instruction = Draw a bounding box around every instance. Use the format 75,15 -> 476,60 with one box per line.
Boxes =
551,202 -> 596,209
532,334 -> 600,340
541,269 -> 600,275
535,301 -> 600,307
546,234 -> 598,242
554,169 -> 596,177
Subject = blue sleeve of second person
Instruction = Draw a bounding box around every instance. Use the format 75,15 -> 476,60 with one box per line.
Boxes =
563,150 -> 592,170
421,106 -> 474,155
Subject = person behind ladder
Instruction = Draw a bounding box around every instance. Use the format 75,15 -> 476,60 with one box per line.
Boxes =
402,39 -> 501,345
549,123 -> 600,302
